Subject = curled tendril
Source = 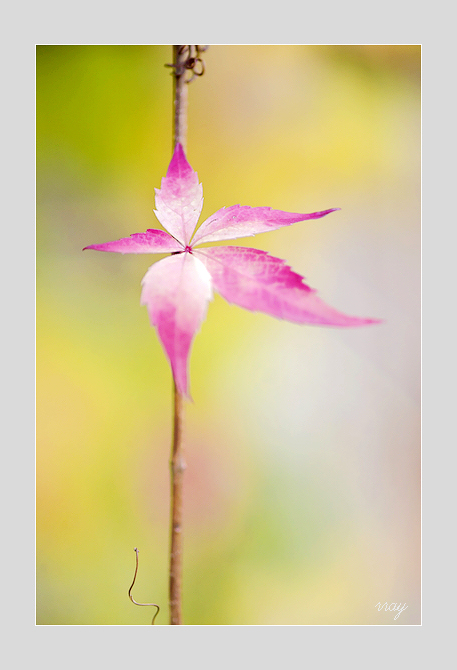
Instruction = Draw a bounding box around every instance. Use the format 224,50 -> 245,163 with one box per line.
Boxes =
128,548 -> 160,625
165,45 -> 209,83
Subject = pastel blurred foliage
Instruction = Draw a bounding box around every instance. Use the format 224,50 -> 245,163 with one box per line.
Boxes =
36,45 -> 420,625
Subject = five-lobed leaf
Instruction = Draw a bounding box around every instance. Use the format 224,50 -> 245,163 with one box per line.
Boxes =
84,143 -> 380,397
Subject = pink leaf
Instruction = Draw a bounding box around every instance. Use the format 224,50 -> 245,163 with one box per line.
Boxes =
191,205 -> 340,246
154,143 -> 203,247
140,252 -> 213,397
85,146 -> 381,395
83,229 -> 183,254
195,246 -> 380,327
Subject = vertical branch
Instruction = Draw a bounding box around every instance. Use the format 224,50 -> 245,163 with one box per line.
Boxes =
169,44 -> 187,626
167,43 -> 208,626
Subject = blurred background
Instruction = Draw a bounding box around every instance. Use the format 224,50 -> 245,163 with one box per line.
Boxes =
36,45 -> 420,625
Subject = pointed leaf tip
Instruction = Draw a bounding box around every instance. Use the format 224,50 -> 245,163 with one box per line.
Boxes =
82,229 -> 183,254
154,144 -> 203,247
167,142 -> 193,179
195,246 -> 381,328
192,205 -> 341,246
140,253 -> 213,398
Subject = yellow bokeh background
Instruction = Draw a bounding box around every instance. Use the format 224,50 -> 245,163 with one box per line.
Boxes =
36,45 -> 420,625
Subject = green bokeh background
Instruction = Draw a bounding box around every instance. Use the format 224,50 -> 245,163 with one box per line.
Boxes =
36,45 -> 420,625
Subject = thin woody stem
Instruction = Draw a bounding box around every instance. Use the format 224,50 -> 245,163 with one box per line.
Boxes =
168,43 -> 207,625
169,383 -> 185,625
172,45 -> 189,152
169,44 -> 187,626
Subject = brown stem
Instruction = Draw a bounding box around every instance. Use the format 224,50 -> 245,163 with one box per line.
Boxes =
169,382 -> 185,624
167,43 -> 207,625
169,45 -> 187,626
172,45 -> 188,152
